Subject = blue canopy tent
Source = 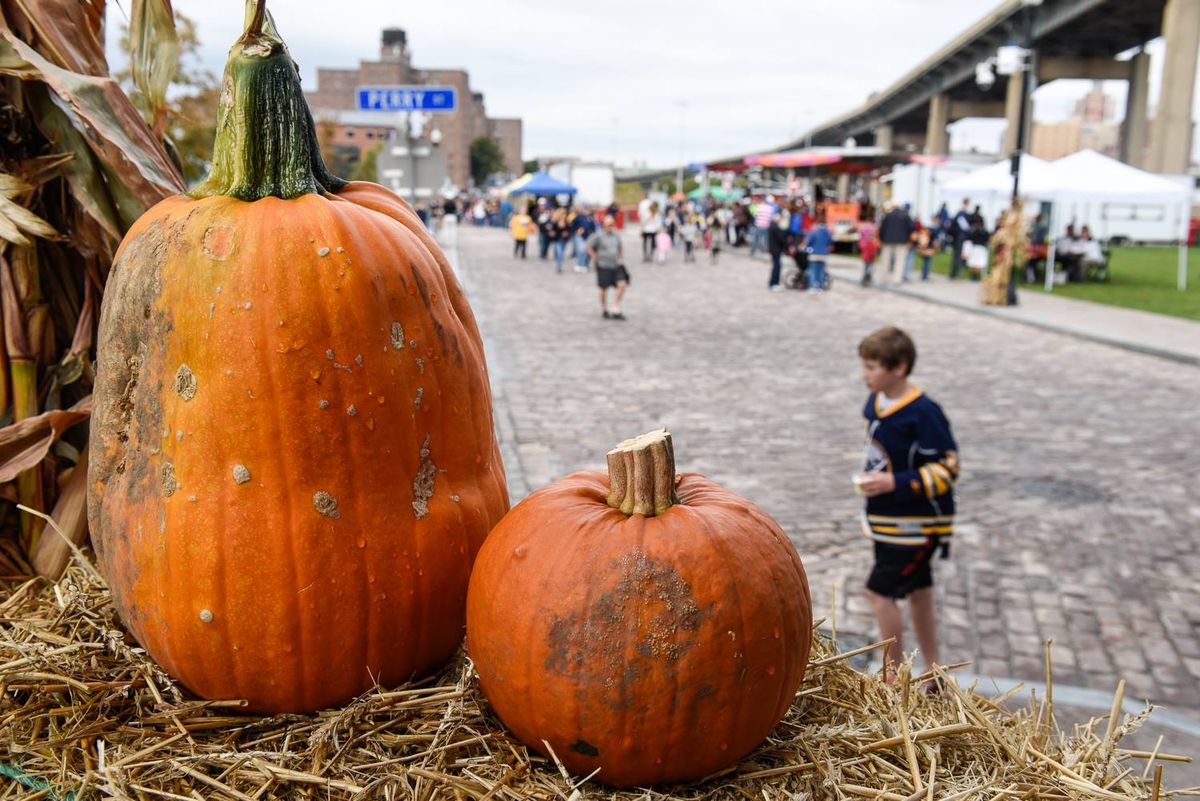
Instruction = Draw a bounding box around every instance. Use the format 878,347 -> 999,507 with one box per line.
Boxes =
507,171 -> 577,197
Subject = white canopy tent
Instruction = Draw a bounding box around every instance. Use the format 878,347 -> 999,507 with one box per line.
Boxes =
938,154 -> 1056,202
1040,150 -> 1191,292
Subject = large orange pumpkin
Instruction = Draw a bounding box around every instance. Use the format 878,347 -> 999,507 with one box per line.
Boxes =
87,3 -> 508,714
466,430 -> 812,788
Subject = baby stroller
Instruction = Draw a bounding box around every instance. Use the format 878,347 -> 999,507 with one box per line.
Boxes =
782,243 -> 832,291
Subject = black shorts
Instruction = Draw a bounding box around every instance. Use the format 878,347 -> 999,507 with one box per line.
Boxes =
866,540 -> 936,599
597,266 -> 629,289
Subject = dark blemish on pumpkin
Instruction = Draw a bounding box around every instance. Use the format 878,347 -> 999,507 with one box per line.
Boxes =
543,550 -> 702,709
414,388 -> 423,409
411,434 -> 436,519
347,404 -> 357,417
451,495 -> 460,503
391,322 -> 404,350
94,228 -> 165,546
409,340 -> 417,349
318,247 -> 330,257
696,684 -> 716,700
175,364 -> 197,400
115,353 -> 142,443
355,354 -> 364,366
326,349 -> 334,359
570,739 -> 600,757
233,464 -> 251,485
160,462 -> 177,497
313,491 -> 340,519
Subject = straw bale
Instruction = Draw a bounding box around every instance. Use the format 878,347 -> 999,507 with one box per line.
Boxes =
0,562 -> 1190,800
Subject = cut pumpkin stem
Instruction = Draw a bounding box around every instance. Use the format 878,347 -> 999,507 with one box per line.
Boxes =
606,429 -> 678,517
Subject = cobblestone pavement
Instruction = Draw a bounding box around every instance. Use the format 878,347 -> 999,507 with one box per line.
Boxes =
451,224 -> 1200,717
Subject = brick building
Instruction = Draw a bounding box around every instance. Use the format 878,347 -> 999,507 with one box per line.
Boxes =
303,29 -> 523,190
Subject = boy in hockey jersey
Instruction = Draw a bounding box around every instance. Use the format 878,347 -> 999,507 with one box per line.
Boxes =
854,326 -> 959,685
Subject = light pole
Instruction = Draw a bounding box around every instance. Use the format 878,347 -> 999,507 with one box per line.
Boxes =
676,100 -> 687,196
976,0 -> 1041,306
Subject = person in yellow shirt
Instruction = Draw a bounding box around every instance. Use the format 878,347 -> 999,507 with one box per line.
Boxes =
510,205 -> 533,259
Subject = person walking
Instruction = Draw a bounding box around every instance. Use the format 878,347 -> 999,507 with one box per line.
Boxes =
878,202 -> 913,286
587,215 -> 628,319
767,210 -> 790,291
509,204 -> 532,259
654,223 -> 672,264
550,208 -> 570,273
804,212 -> 833,293
858,218 -> 879,286
855,326 -> 959,686
915,225 -> 936,280
680,212 -> 699,263
706,206 -> 723,264
570,207 -> 596,272
750,195 -> 776,257
536,199 -> 553,260
950,198 -> 971,280
901,207 -> 919,282
639,199 -> 661,262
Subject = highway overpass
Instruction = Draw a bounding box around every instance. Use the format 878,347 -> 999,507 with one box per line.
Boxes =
783,0 -> 1197,174
618,0 -> 1197,187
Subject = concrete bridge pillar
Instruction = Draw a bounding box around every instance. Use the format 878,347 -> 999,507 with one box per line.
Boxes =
1120,51 -> 1151,168
1147,0 -> 1200,173
925,93 -> 950,155
875,125 -> 894,151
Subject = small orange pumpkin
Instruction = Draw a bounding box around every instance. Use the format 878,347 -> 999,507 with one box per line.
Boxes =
466,430 -> 811,788
87,2 -> 508,713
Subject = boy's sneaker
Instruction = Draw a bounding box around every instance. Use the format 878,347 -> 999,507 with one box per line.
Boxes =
602,310 -> 611,319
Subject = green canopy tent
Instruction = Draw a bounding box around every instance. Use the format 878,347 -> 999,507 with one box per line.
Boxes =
688,185 -> 745,201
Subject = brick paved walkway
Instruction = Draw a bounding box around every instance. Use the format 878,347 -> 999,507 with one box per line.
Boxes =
451,224 -> 1200,716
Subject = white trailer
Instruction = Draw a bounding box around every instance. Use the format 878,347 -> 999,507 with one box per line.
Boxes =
547,161 -> 614,208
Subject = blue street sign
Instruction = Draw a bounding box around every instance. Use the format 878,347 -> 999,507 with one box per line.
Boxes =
356,86 -> 457,112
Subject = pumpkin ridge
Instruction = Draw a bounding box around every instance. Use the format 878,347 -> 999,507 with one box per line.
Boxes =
684,503 -> 752,768
317,200 -> 378,695
248,202 -> 309,710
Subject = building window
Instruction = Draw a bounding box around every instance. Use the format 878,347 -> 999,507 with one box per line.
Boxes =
346,130 -> 355,139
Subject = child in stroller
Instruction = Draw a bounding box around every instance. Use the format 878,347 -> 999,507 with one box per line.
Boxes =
782,232 -> 833,290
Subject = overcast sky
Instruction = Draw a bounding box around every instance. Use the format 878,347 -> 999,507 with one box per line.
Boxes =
106,0 -> 1194,167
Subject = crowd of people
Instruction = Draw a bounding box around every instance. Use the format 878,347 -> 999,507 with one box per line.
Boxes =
484,187 -> 1115,321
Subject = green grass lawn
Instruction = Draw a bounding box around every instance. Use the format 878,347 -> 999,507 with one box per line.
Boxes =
923,246 -> 1200,321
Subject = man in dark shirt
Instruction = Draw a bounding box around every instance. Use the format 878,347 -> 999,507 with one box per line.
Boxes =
950,199 -> 971,280
878,203 -> 914,286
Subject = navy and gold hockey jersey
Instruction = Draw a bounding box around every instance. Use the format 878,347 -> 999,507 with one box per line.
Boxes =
861,386 -> 959,547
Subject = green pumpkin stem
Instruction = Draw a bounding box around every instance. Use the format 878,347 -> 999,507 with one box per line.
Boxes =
191,0 -> 346,201
606,429 -> 679,517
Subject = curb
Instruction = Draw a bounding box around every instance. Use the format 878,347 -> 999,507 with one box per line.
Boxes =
827,264 -> 1199,367
962,672 -> 1200,738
